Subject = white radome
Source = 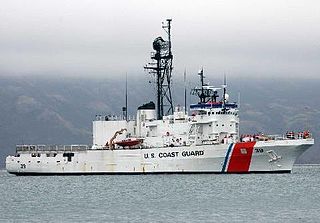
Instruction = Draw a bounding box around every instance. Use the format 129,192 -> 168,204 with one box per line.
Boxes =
225,93 -> 229,101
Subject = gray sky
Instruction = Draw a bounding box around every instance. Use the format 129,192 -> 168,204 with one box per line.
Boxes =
0,0 -> 319,79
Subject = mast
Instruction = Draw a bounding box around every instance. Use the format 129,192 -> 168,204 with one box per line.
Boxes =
222,74 -> 227,112
191,69 -> 219,104
122,73 -> 128,121
184,69 -> 187,114
198,68 -> 205,103
125,73 -> 128,121
144,19 -> 174,120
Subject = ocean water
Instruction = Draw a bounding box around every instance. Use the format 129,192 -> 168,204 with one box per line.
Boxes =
1,165 -> 320,223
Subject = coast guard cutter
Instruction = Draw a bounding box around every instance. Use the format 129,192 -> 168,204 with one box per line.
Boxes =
6,19 -> 314,175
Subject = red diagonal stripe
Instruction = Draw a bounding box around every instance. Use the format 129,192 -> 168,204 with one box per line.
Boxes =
227,141 -> 256,173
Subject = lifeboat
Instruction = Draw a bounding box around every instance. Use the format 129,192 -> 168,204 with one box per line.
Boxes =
115,138 -> 143,147
207,101 -> 222,105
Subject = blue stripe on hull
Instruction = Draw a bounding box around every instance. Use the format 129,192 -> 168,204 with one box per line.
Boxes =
221,143 -> 234,172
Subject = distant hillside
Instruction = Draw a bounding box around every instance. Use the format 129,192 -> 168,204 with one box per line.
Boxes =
0,76 -> 319,167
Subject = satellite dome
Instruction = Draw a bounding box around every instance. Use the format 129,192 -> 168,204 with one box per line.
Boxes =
225,93 -> 229,101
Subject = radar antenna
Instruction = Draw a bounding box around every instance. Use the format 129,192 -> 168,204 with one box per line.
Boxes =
191,68 -> 219,103
222,74 -> 227,112
144,19 -> 174,120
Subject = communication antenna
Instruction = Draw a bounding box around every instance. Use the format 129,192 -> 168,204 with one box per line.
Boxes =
222,74 -> 227,111
191,68 -> 219,104
144,19 -> 174,120
122,73 -> 128,121
198,67 -> 205,103
184,69 -> 187,114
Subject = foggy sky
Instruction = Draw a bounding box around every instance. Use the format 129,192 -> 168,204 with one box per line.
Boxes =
0,0 -> 319,79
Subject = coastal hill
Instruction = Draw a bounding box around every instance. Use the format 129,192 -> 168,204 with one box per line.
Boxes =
0,76 -> 319,167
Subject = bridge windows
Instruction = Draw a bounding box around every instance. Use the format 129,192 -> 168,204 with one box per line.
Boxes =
46,153 -> 57,157
31,153 -> 41,157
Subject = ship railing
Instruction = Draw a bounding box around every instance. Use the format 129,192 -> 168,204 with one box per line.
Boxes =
16,144 -> 90,152
268,132 -> 312,140
283,131 -> 312,140
269,132 -> 313,140
95,115 -> 135,121
265,135 -> 285,141
241,132 -> 313,142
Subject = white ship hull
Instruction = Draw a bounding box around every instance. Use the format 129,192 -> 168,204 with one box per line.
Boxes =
6,139 -> 313,175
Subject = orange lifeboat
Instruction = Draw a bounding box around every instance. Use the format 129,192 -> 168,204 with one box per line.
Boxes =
115,138 -> 143,147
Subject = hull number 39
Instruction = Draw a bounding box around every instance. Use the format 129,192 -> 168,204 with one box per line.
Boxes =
255,148 -> 264,153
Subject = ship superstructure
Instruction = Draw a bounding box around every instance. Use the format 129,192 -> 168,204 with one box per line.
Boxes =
5,19 -> 314,175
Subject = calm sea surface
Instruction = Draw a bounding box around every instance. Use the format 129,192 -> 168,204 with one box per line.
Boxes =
1,165 -> 320,222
